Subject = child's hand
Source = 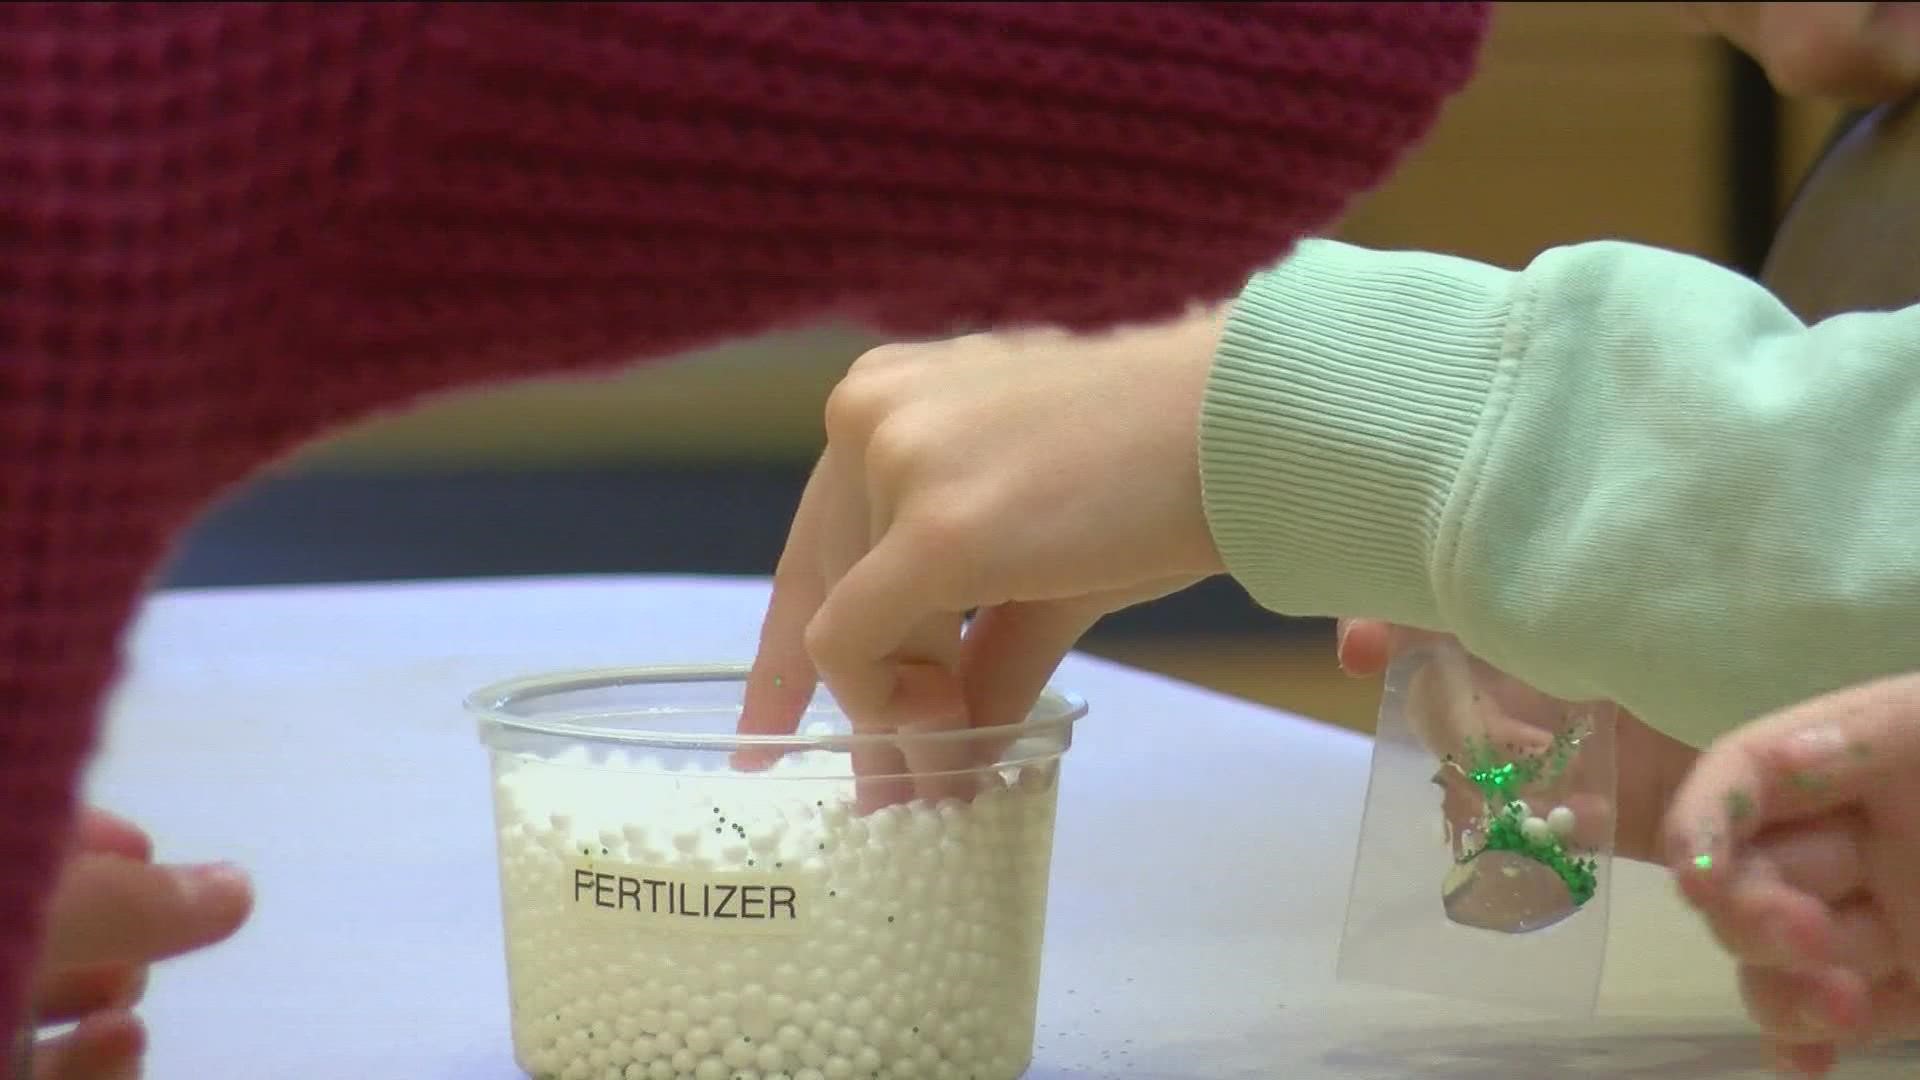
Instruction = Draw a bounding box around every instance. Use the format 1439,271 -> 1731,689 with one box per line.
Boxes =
1335,618 -> 1698,865
21,808 -> 252,1080
1677,3 -> 1920,104
738,312 -> 1230,795
1664,673 -> 1920,1078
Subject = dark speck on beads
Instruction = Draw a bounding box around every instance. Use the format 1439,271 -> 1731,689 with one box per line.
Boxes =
600,847 -> 608,855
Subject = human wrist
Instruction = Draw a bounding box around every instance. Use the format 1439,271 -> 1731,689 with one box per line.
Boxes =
1198,239 -> 1516,624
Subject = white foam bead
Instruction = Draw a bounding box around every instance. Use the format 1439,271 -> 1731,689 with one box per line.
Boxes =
672,1049 -> 697,1073
695,1060 -> 728,1080
756,1043 -> 787,1072
1548,805 -> 1578,838
724,1038 -> 759,1069
563,1061 -> 591,1080
609,1040 -> 633,1066
823,1058 -> 854,1080
666,1010 -> 691,1034
686,1027 -> 716,1056
832,1026 -> 861,1055
623,1064 -> 647,1080
795,1071 -> 826,1080
654,1031 -> 682,1057
853,1047 -> 882,1074
709,1016 -> 740,1043
797,1042 -> 826,1068
1521,816 -> 1552,845
647,1061 -> 672,1080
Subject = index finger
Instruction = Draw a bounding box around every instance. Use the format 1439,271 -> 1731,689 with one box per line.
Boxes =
42,858 -> 252,970
1665,672 -> 1920,897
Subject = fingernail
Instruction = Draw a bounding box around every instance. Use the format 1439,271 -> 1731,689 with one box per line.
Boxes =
180,862 -> 251,900
1335,622 -> 1357,676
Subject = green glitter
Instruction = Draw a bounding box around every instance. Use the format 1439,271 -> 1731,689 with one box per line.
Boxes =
773,675 -> 784,688
1453,721 -> 1599,908
1790,771 -> 1829,792
1476,800 -> 1599,905
1693,853 -> 1714,872
1725,790 -> 1754,822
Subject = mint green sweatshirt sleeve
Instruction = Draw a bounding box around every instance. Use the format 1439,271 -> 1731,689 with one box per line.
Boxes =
1199,237 -> 1920,750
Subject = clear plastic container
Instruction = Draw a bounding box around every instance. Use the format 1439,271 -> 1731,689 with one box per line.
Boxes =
1338,634 -> 1617,1016
467,665 -> 1086,1080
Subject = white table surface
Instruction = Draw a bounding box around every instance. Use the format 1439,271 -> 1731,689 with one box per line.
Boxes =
85,576 -> 1919,1079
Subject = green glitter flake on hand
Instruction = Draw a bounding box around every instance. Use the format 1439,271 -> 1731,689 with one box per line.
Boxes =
1693,853 -> 1714,872
1725,790 -> 1754,822
1789,771 -> 1829,793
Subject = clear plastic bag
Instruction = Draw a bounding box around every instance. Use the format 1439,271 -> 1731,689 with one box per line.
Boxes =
1337,632 -> 1617,1016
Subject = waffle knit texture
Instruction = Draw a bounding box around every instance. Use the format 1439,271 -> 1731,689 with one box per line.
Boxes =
1202,238 -> 1920,750
0,1 -> 1488,1032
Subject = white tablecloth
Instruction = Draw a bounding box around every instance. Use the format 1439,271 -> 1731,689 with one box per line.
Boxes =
85,576 -> 1917,1078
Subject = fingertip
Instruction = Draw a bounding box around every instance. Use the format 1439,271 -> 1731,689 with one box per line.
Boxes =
1774,1041 -> 1837,1079
1814,966 -> 1871,1035
179,862 -> 255,944
33,1008 -> 146,1080
1335,619 -> 1391,676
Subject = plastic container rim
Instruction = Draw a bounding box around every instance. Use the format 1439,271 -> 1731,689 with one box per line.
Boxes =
467,663 -> 1088,753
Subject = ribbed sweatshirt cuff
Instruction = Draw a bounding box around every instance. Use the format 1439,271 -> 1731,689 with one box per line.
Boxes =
1199,240 -> 1516,628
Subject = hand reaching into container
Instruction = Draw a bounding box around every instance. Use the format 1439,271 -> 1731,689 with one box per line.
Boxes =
1664,673 -> 1920,1078
738,312 -> 1232,802
1335,618 -> 1697,865
17,808 -> 252,1080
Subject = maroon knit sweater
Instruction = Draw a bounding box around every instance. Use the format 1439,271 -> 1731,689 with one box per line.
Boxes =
0,1 -> 1487,1032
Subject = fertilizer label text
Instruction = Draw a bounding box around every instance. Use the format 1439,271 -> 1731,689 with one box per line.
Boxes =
564,859 -> 809,937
